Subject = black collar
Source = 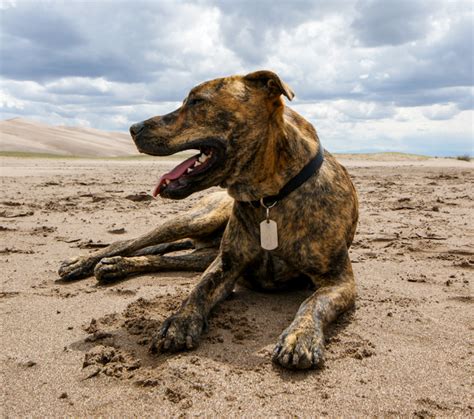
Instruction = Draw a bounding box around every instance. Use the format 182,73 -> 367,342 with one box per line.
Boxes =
243,144 -> 325,208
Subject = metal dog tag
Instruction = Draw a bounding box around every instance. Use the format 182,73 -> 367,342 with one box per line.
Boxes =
260,219 -> 278,250
259,199 -> 279,250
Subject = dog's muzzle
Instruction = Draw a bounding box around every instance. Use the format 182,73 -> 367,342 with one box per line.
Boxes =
129,121 -> 145,137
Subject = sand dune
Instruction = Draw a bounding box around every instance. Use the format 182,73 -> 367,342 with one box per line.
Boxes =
0,118 -> 139,157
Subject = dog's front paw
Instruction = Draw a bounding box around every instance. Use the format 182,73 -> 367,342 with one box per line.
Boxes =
272,325 -> 325,370
150,311 -> 207,354
58,256 -> 97,281
94,256 -> 132,283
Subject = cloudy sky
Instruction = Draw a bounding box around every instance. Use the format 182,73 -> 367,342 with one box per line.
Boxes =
0,0 -> 472,156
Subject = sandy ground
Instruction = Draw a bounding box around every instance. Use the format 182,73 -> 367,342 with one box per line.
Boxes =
1,156 -> 473,417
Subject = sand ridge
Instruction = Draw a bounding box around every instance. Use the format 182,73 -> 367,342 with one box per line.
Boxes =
0,118 -> 140,157
1,156 -> 473,416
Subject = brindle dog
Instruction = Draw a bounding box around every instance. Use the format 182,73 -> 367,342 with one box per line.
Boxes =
58,71 -> 358,370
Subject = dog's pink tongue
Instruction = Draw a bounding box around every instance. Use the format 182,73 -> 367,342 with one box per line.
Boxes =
152,155 -> 198,197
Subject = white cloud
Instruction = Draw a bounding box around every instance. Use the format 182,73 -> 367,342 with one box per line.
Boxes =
0,0 -> 16,10
0,89 -> 24,109
333,100 -> 396,121
421,103 -> 461,121
46,77 -> 113,95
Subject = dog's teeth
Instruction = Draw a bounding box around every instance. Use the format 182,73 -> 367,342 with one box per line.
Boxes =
187,168 -> 193,173
195,161 -> 202,166
165,179 -> 170,185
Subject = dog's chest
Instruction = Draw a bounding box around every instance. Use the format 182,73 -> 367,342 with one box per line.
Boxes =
236,204 -> 322,268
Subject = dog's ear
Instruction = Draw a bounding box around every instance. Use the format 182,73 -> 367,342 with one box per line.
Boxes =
244,70 -> 295,101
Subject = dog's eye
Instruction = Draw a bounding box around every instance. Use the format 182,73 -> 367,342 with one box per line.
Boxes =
187,97 -> 204,107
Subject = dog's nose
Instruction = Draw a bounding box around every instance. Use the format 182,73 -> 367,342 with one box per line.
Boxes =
129,121 -> 145,137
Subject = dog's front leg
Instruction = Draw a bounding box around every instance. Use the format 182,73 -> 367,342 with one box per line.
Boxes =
272,255 -> 356,370
150,252 -> 239,353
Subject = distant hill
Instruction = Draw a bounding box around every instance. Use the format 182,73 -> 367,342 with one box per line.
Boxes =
335,152 -> 430,161
0,118 -> 140,157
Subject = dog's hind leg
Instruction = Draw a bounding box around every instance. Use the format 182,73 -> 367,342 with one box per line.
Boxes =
58,192 -> 232,281
94,247 -> 218,283
272,254 -> 356,370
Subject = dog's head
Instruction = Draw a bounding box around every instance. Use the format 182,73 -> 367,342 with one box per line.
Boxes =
130,70 -> 294,199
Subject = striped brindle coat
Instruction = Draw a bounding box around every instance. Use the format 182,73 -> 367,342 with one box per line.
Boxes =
59,71 -> 358,370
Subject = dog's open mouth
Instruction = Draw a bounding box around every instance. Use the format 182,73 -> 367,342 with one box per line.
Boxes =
153,146 -> 218,197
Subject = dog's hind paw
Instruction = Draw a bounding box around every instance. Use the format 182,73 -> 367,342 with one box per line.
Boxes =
272,327 -> 325,370
94,256 -> 132,283
149,311 -> 207,354
58,256 -> 97,281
